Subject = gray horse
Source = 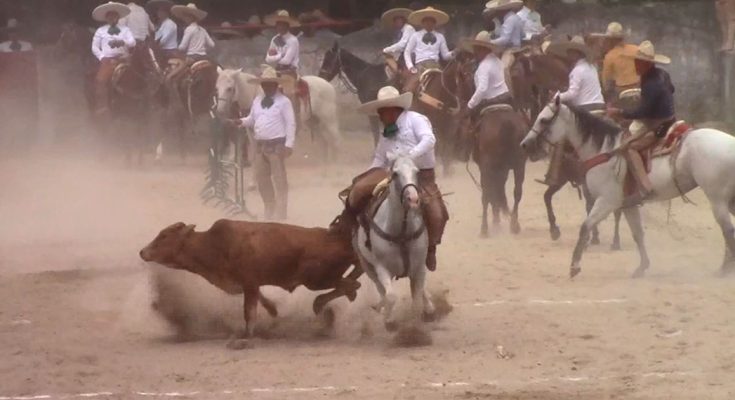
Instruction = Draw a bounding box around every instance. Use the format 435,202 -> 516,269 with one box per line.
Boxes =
354,155 -> 436,330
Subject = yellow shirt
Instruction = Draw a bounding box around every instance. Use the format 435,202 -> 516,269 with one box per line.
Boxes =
601,43 -> 640,89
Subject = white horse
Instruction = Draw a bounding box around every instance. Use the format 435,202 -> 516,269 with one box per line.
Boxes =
521,95 -> 735,278
355,155 -> 435,330
215,69 -> 341,162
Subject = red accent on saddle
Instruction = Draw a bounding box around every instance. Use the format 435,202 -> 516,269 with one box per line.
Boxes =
297,79 -> 309,99
664,123 -> 692,148
582,153 -> 613,175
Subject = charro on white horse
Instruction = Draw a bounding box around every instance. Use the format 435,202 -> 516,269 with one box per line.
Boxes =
354,154 -> 436,330
521,95 -> 735,278
215,69 -> 341,162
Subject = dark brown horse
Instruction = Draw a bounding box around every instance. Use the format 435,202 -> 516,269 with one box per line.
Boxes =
453,53 -> 528,237
410,61 -> 464,175
511,51 -> 569,120
57,22 -> 163,164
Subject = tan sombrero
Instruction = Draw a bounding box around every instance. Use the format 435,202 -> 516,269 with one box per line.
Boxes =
407,7 -> 450,27
483,0 -> 524,15
264,10 -> 301,27
171,3 -> 208,22
92,2 -> 131,22
461,31 -> 501,53
358,86 -> 413,114
589,21 -> 625,39
247,65 -> 288,84
547,35 -> 594,60
211,22 -> 243,38
623,40 -> 670,64
381,8 -> 413,28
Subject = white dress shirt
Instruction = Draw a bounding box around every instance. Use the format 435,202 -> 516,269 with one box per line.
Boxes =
92,25 -> 136,60
517,6 -> 544,40
0,40 -> 33,52
119,3 -> 154,41
179,22 -> 215,57
265,33 -> 300,69
559,59 -> 605,107
404,29 -> 453,70
491,12 -> 524,48
240,93 -> 296,148
383,24 -> 416,58
371,111 -> 436,170
468,53 -> 509,109
155,18 -> 178,50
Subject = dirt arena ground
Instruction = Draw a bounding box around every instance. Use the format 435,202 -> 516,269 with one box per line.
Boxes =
1,135 -> 734,400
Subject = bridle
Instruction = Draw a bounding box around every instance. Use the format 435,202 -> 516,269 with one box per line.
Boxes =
528,101 -> 561,148
319,47 -> 361,94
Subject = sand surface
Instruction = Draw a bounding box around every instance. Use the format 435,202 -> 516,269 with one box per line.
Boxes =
1,136 -> 733,399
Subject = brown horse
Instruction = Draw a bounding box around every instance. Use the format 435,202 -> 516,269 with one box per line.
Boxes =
511,51 -> 570,120
454,53 -> 528,237
409,61 -> 464,175
57,22 -> 163,165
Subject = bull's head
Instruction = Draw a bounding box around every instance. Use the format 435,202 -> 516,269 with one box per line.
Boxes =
139,222 -> 196,267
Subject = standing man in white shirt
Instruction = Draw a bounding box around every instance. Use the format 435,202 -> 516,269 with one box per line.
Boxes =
0,19 -> 33,52
333,86 -> 449,271
540,36 -> 605,186
168,3 -> 213,80
461,31 -> 512,122
91,2 -> 136,115
119,1 -> 154,42
403,7 -> 454,93
517,0 -> 547,42
232,67 -> 296,221
381,8 -> 415,83
148,0 -> 178,59
264,10 -> 301,103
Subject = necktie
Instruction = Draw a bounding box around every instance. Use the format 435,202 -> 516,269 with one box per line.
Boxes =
10,41 -> 21,52
261,96 -> 274,109
382,123 -> 399,138
422,32 -> 437,45
108,25 -> 121,35
274,35 -> 286,47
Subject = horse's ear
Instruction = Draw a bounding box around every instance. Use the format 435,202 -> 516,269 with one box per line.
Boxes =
386,150 -> 399,163
217,66 -> 223,74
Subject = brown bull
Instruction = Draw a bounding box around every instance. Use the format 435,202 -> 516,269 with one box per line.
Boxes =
139,220 -> 362,338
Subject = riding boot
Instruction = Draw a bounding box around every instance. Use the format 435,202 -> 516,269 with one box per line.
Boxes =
623,148 -> 655,207
426,245 -> 437,272
418,169 -> 448,272
537,145 -> 564,186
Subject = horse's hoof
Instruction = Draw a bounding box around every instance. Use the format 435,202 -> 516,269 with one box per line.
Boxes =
226,338 -> 253,350
312,296 -> 328,315
385,320 -> 399,332
719,264 -> 735,277
422,311 -> 436,323
550,227 -> 561,241
480,229 -> 489,239
590,237 -> 601,246
510,222 -> 521,235
610,242 -> 622,251
570,267 -> 581,279
631,268 -> 647,279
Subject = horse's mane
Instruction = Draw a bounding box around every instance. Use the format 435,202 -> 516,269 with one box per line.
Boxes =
567,105 -> 622,151
336,43 -> 383,68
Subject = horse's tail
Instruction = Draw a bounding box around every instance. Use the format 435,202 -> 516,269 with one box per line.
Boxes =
498,119 -> 517,216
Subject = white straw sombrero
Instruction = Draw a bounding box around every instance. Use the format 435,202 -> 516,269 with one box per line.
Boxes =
247,65 -> 289,84
407,7 -> 450,27
589,21 -> 626,39
461,31 -> 501,52
264,10 -> 301,27
381,8 -> 413,28
547,35 -> 594,60
92,2 -> 131,22
358,86 -> 413,114
171,3 -> 208,21
483,0 -> 524,15
623,40 -> 671,64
